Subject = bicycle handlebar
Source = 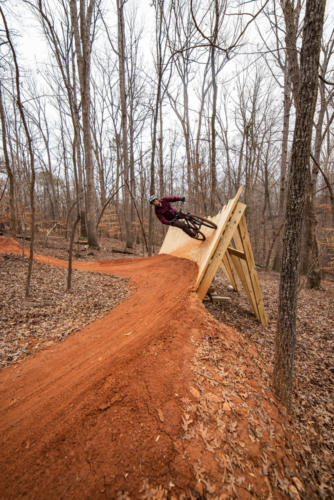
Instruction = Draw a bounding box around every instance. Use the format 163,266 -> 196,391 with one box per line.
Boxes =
169,200 -> 185,224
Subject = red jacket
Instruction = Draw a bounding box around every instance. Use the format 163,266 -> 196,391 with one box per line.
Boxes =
154,197 -> 183,225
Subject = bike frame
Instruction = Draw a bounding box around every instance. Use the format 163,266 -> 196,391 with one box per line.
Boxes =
173,201 -> 201,228
170,201 -> 216,240
170,202 -> 205,239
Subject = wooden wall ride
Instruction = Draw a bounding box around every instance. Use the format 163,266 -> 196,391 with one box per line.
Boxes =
159,187 -> 267,326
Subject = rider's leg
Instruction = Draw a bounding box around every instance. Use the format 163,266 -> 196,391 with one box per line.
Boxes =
171,220 -> 195,237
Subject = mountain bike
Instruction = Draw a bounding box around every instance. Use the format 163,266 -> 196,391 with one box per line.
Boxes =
171,202 -> 217,241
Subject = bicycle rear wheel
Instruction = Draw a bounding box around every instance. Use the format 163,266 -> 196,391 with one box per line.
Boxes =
188,214 -> 217,229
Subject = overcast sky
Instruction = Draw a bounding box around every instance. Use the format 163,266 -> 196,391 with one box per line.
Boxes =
7,0 -> 155,72
6,1 -> 334,85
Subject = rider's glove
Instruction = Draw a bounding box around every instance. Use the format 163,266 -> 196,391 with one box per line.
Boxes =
181,196 -> 185,202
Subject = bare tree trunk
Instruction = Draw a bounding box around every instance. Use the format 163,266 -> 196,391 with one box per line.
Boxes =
67,213 -> 80,291
148,97 -> 160,255
70,0 -> 99,249
69,44 -> 86,238
1,7 -> 36,297
273,66 -> 292,271
183,81 -> 192,207
116,0 -> 132,248
262,140 -> 273,263
128,102 -> 136,245
306,199 -> 321,289
126,183 -> 148,254
194,62 -> 210,210
158,102 -> 164,196
265,222 -> 284,270
273,0 -> 326,411
32,0 -> 86,232
59,112 -> 71,233
315,156 -> 334,226
210,44 -> 217,213
0,84 -> 16,233
148,0 -> 165,256
281,0 -> 301,105
305,41 -> 334,288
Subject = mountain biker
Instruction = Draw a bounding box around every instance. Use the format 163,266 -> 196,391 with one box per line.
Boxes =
149,194 -> 194,237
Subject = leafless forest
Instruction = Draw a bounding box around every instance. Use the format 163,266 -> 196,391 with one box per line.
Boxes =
0,1 -> 333,402
0,0 -> 332,264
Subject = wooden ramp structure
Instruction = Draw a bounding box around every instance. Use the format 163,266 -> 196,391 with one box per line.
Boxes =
159,187 -> 267,326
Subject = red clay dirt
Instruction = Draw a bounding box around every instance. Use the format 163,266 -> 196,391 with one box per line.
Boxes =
0,238 -> 207,498
0,238 -> 300,499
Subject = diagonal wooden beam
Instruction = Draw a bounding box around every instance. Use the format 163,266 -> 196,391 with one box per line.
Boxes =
194,185 -> 244,288
238,215 -> 267,326
227,246 -> 246,260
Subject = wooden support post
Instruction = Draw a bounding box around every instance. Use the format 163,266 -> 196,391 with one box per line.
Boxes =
238,215 -> 267,326
221,253 -> 239,291
231,227 -> 260,321
197,203 -> 246,300
229,253 -> 259,319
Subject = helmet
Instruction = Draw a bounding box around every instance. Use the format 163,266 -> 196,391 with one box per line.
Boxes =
149,194 -> 158,204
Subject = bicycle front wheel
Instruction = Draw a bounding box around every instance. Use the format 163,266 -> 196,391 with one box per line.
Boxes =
185,219 -> 206,240
188,214 -> 217,230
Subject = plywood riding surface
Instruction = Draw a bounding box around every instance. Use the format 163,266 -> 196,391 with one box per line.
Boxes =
159,187 -> 243,289
159,188 -> 267,326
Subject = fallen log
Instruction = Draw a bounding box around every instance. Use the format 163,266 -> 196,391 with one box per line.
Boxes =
16,235 -> 31,240
112,248 -> 135,255
204,295 -> 232,302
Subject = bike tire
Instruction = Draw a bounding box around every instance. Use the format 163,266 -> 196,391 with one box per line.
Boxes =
188,214 -> 217,229
185,219 -> 206,241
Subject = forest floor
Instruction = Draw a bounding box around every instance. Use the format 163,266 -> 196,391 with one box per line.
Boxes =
0,235 -> 333,499
206,271 -> 334,499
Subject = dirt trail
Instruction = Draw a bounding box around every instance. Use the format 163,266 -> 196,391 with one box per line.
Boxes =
0,238 -> 210,498
0,238 -> 302,499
